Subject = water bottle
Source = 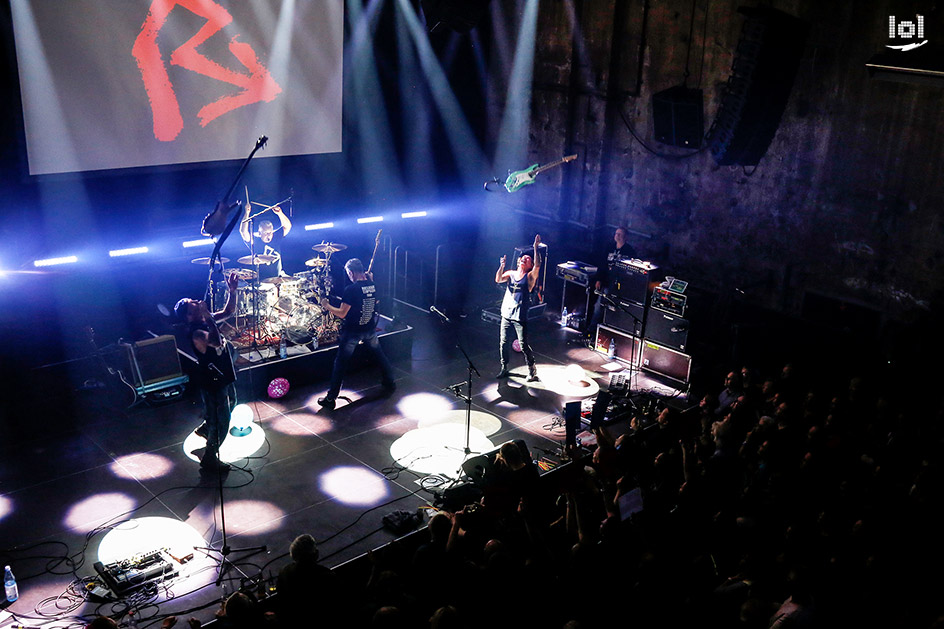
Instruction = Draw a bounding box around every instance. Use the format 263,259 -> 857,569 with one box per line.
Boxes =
4,565 -> 17,603
560,307 -> 568,327
127,608 -> 139,629
279,332 -> 287,359
608,337 -> 616,359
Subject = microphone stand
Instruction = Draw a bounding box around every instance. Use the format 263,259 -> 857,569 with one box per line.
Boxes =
430,308 -> 481,469
597,290 -> 643,390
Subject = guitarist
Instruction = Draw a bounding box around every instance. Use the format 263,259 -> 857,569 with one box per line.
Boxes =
317,258 -> 396,410
239,203 -> 292,281
495,234 -> 543,382
174,271 -> 240,472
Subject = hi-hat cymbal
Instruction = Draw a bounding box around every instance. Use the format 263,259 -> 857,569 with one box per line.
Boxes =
191,256 -> 230,265
304,257 -> 328,268
237,254 -> 278,265
312,242 -> 347,253
261,276 -> 300,286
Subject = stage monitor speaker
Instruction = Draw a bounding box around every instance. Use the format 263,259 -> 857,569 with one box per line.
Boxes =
652,85 -> 704,148
707,7 -> 809,165
564,401 -> 581,448
603,299 -> 645,336
131,335 -> 184,386
640,340 -> 692,384
644,307 -> 689,352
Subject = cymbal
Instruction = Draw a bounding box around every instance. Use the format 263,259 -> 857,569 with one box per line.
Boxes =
261,276 -> 300,286
191,256 -> 230,265
312,242 -> 347,253
238,254 -> 278,265
232,269 -> 258,280
304,257 -> 328,268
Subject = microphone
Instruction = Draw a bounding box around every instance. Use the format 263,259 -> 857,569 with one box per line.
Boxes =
430,305 -> 450,322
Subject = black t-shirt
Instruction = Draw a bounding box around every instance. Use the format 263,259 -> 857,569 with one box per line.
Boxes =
341,280 -> 378,333
188,322 -> 236,390
252,228 -> 284,281
596,242 -> 636,285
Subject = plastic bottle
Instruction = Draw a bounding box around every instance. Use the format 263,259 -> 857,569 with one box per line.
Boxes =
608,338 -> 616,359
4,565 -> 17,603
279,332 -> 287,359
560,307 -> 568,327
127,608 -> 138,629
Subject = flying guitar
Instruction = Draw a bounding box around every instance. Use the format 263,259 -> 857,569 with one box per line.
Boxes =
504,154 -> 577,193
201,135 -> 268,237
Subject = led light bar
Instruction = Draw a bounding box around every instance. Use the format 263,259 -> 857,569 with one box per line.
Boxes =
356,216 -> 383,224
305,222 -> 335,230
401,211 -> 427,218
109,247 -> 149,258
182,238 -> 216,248
34,255 -> 78,267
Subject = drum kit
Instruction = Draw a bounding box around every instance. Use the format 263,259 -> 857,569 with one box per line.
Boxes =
192,242 -> 349,350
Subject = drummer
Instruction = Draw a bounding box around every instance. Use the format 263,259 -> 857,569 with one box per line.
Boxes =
239,202 -> 292,281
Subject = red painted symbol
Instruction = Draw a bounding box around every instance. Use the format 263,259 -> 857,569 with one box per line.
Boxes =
132,0 -> 282,142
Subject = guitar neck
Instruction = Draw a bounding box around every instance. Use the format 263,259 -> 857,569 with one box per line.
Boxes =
534,154 -> 576,175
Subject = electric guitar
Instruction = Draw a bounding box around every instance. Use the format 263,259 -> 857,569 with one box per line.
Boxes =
367,229 -> 382,276
201,136 -> 268,237
504,154 -> 577,193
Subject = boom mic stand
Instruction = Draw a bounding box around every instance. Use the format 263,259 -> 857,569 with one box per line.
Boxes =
596,290 -> 643,390
430,307 -> 481,475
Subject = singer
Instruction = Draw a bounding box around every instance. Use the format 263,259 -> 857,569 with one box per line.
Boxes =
495,234 -> 543,381
318,258 -> 396,410
173,271 -> 240,472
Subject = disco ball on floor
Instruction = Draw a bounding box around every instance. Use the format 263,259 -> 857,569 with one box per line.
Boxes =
268,377 -> 290,399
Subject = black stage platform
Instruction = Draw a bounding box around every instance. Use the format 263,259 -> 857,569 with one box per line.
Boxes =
0,312 -> 690,627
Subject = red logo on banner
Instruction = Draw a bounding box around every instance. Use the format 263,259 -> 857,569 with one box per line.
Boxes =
132,0 -> 282,141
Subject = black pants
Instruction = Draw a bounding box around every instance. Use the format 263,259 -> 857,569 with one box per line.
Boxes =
326,328 -> 395,399
500,317 -> 536,374
200,381 -> 236,465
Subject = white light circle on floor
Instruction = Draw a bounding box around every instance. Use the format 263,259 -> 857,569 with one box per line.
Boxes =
390,423 -> 494,477
319,466 -> 391,507
97,516 -> 214,591
508,364 -> 600,398
418,409 -> 503,436
397,392 -> 454,420
0,495 -> 12,522
64,493 -> 137,534
110,453 -> 175,480
182,416 -> 266,463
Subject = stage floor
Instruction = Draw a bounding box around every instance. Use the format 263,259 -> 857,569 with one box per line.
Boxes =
0,312 -> 689,627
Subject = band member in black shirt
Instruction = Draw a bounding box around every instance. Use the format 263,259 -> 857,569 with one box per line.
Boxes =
174,271 -> 240,471
586,226 -> 636,338
317,258 -> 396,410
239,203 -> 292,281
495,234 -> 542,382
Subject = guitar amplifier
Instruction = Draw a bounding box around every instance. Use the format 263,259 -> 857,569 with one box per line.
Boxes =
644,307 -> 689,352
610,259 -> 658,305
602,298 -> 645,335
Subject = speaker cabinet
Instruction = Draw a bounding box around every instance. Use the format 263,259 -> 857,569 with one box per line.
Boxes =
603,299 -> 645,336
640,340 -> 692,384
652,86 -> 704,148
707,7 -> 809,165
132,335 -> 184,385
594,325 -> 641,365
644,307 -> 689,352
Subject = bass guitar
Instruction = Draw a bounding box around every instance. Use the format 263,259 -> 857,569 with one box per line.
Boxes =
504,154 -> 577,193
201,135 -> 268,236
367,229 -> 382,276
